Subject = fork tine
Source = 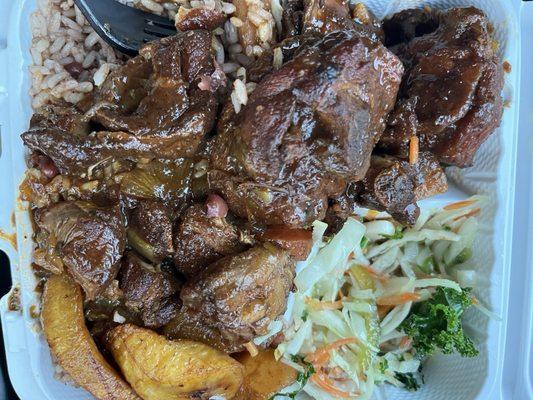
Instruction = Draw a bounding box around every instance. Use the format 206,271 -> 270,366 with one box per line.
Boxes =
144,14 -> 177,30
144,22 -> 177,38
73,0 -> 176,55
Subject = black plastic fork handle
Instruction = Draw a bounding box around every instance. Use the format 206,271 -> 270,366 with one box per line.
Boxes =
73,0 -> 140,55
73,0 -> 177,56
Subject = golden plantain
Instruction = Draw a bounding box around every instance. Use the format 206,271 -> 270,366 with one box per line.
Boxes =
41,274 -> 140,400
107,324 -> 244,400
234,349 -> 297,399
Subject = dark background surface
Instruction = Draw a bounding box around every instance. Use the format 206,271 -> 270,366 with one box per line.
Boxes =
0,250 -> 20,400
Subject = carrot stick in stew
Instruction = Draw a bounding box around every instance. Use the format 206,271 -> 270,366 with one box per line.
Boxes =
409,136 -> 419,165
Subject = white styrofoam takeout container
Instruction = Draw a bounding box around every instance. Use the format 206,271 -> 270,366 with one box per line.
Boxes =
0,0 -> 529,399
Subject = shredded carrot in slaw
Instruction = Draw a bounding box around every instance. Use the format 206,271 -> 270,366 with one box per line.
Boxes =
376,292 -> 421,306
305,297 -> 344,310
311,373 -> 352,398
399,336 -> 412,349
453,207 -> 481,221
305,338 -> 360,365
443,199 -> 476,210
360,265 -> 389,283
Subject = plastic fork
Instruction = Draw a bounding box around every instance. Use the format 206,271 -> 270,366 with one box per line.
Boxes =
73,0 -> 177,56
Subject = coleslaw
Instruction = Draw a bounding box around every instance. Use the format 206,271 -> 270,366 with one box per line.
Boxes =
272,196 -> 488,399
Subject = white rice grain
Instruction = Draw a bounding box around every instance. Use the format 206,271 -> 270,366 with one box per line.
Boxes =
93,63 -> 111,86
43,59 -> 58,71
59,0 -> 73,11
63,91 -> 85,103
49,10 -> 62,32
234,53 -> 252,66
231,91 -> 241,113
44,71 -> 70,89
163,2 -> 179,11
245,82 -> 257,94
30,66 -> 51,75
252,45 -> 264,56
61,15 -> 82,31
37,0 -> 52,16
236,66 -> 246,81
52,60 -> 63,73
84,31 -> 99,49
58,56 -> 75,65
273,46 -> 282,69
247,11 -> 265,27
230,16 -> 243,27
72,50 -> 85,64
141,0 -> 165,13
222,62 -> 239,73
66,29 -> 84,41
101,41 -> 117,63
211,36 -> 225,65
221,1 -> 236,14
257,22 -> 272,43
204,0 -> 216,10
76,81 -> 94,93
74,5 -> 85,26
60,40 -> 74,57
255,7 -> 273,21
270,0 -> 283,34
82,50 -> 98,68
233,78 -> 248,110
113,311 -> 126,324
228,43 -> 243,54
190,0 -> 204,7
31,39 -> 49,66
245,44 -> 253,57
32,92 -> 51,109
62,8 -> 76,18
31,13 -> 49,37
49,36 -> 66,53
51,79 -> 78,97
224,20 -> 239,44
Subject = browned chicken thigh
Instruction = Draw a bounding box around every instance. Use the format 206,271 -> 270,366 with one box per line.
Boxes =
326,152 -> 448,227
127,201 -> 174,264
210,30 -> 404,227
22,31 -> 222,176
119,252 -> 181,328
303,0 -> 384,41
34,201 -> 126,299
165,245 -> 294,353
380,7 -> 504,167
173,203 -> 249,278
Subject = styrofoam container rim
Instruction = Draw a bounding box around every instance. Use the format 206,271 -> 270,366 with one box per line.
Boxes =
0,0 -> 529,399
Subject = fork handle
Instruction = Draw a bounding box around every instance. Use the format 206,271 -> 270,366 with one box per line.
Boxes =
73,0 -> 139,55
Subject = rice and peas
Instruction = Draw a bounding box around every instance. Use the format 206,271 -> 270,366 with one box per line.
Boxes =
29,2 -> 489,399
29,0 -> 277,109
